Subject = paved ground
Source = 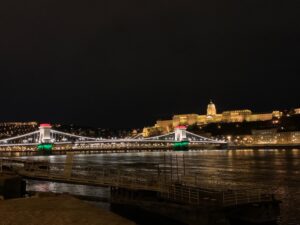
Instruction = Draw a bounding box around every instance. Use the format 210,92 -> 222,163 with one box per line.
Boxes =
0,194 -> 135,225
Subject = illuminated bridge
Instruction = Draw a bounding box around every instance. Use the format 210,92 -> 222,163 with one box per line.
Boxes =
0,124 -> 226,151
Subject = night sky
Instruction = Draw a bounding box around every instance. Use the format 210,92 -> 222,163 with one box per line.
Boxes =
0,0 -> 299,128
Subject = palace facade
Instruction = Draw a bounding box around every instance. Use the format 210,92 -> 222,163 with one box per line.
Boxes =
143,101 -> 283,137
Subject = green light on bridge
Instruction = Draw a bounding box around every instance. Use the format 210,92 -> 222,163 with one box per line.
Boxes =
173,141 -> 189,151
37,143 -> 53,151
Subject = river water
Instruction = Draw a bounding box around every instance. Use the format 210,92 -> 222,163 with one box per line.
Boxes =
21,149 -> 300,225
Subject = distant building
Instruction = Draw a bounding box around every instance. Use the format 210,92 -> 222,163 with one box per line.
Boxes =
0,122 -> 38,127
143,101 -> 283,137
0,122 -> 38,138
294,108 -> 300,114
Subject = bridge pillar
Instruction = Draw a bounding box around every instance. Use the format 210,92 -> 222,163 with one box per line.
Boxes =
174,126 -> 187,142
39,124 -> 52,143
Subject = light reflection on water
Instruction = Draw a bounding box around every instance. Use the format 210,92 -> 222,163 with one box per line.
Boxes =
22,149 -> 300,225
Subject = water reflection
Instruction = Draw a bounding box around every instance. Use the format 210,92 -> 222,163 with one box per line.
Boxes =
22,149 -> 300,225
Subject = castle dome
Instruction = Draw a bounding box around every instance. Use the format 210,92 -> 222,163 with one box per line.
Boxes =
207,100 -> 217,116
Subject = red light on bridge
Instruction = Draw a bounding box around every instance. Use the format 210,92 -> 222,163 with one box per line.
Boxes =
175,126 -> 187,129
39,123 -> 52,128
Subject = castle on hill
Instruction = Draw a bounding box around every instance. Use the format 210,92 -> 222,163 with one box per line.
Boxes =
143,101 -> 283,137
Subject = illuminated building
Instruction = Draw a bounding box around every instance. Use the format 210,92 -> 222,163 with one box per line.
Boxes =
207,100 -> 217,117
0,122 -> 38,139
294,108 -> 300,114
234,130 -> 300,146
0,122 -> 38,127
143,101 -> 283,137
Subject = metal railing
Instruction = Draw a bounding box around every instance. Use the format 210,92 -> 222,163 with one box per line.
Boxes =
160,184 -> 273,207
3,158 -> 275,207
18,161 -> 163,191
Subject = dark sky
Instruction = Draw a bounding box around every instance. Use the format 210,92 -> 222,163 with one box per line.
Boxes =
0,0 -> 299,128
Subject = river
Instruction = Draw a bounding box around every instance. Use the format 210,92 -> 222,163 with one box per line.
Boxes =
20,149 -> 300,225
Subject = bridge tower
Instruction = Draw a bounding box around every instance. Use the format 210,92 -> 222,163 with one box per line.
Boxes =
174,126 -> 187,142
39,124 -> 52,143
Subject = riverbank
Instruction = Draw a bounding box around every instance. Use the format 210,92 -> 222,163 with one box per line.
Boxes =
0,193 -> 135,225
230,143 -> 300,149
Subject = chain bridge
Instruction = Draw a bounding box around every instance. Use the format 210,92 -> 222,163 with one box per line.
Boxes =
0,124 -> 226,151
